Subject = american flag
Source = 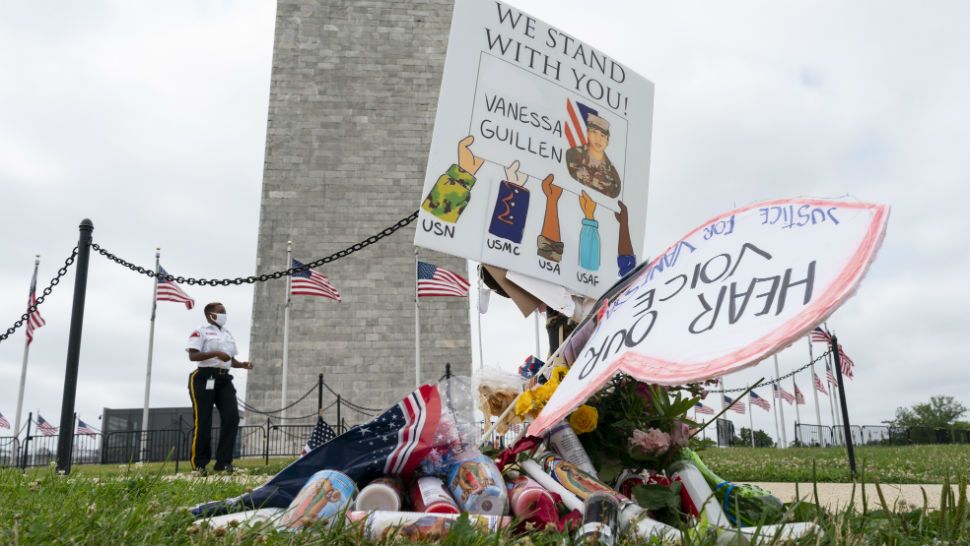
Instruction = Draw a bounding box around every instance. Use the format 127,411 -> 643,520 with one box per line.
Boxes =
837,348 -> 855,379
25,269 -> 46,345
826,363 -> 839,387
301,415 -> 337,456
812,326 -> 854,379
416,261 -> 469,298
564,98 -> 598,148
191,384 -> 442,517
814,372 -> 828,395
810,326 -> 831,343
794,384 -> 806,405
750,391 -> 770,411
36,414 -> 58,436
0,412 -> 10,429
157,266 -> 195,310
724,395 -> 745,414
76,418 -> 97,436
773,383 -> 795,405
694,402 -> 715,415
290,259 -> 341,301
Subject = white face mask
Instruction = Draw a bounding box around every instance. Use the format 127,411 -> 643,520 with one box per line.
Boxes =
210,313 -> 227,327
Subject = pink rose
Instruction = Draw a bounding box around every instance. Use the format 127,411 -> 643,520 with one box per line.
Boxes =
628,427 -> 671,458
670,422 -> 690,448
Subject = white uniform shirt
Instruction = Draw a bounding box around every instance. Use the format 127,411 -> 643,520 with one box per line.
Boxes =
186,324 -> 238,369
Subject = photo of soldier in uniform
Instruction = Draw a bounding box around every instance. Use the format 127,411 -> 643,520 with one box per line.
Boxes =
565,114 -> 622,198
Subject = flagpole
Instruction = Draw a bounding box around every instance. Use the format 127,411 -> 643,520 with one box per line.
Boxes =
773,355 -> 787,448
282,241 -> 292,420
792,373 -> 802,443
414,248 -> 421,388
476,265 -> 485,371
826,349 -> 840,443
13,255 -> 41,457
533,311 -> 542,358
140,249 -> 161,461
808,336 -> 824,445
772,384 -> 781,448
747,386 -> 755,447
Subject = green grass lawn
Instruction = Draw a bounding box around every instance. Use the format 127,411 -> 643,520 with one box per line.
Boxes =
26,444 -> 969,485
700,444 -> 970,484
1,466 -> 968,545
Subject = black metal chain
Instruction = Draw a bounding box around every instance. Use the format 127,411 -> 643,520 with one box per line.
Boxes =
0,247 -> 78,344
90,211 -> 418,286
720,349 -> 832,393
236,384 -> 317,416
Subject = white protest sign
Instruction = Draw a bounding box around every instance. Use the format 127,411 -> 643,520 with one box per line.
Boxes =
414,0 -> 654,299
528,199 -> 890,435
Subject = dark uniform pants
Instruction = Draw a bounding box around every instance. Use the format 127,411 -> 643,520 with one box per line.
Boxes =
188,368 -> 240,469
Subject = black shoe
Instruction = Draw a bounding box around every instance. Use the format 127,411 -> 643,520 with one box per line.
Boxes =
193,467 -> 208,477
213,463 -> 234,474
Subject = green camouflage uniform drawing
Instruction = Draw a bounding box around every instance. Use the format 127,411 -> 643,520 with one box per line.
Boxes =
422,164 -> 477,223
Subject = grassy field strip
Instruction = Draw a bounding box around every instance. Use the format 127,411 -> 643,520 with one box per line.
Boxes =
750,482 -> 968,509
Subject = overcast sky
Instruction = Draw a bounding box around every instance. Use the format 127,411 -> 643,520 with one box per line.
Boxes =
1,1 -> 967,444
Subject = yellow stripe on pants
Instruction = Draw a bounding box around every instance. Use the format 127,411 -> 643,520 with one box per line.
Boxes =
188,369 -> 199,468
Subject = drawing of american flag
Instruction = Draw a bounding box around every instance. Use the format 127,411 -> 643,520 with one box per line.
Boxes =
25,270 -> 46,345
814,372 -> 828,395
694,402 -> 715,415
564,98 -> 598,148
36,414 -> 58,436
810,326 -> 832,343
724,395 -> 745,414
76,418 -> 97,436
301,415 -> 337,456
0,412 -> 10,429
794,384 -> 806,405
750,391 -> 770,411
773,383 -> 795,405
417,261 -> 469,298
157,266 -> 195,310
291,259 -> 341,301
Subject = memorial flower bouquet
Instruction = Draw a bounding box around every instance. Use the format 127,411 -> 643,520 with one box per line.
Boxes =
576,375 -> 703,477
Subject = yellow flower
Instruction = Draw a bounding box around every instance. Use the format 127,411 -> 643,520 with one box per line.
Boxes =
549,366 -> 568,385
514,390 -> 535,417
568,405 -> 598,434
534,380 -> 559,405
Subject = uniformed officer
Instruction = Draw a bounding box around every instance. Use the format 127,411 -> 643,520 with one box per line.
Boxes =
185,302 -> 252,475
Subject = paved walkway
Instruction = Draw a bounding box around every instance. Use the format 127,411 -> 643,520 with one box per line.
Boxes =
750,482 -> 966,510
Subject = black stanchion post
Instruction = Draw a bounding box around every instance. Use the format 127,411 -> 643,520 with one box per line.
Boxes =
336,395 -> 341,434
264,417 -> 270,465
175,415 -> 183,474
317,374 -> 323,412
21,412 -> 32,470
56,219 -> 93,475
445,362 -> 451,380
830,335 -> 857,479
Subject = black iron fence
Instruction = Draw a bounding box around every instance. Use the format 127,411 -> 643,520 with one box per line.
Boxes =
0,420 -> 358,470
794,424 -> 970,447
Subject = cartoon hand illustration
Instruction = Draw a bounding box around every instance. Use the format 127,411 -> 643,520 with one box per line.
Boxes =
457,136 -> 484,175
579,191 -> 597,220
615,201 -> 636,276
422,135 -> 482,223
542,173 -> 563,201
538,174 -> 564,263
504,160 -> 529,186
578,191 -> 601,271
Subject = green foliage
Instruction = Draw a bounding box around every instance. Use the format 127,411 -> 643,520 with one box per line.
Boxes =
578,376 -> 702,472
733,428 -> 775,448
893,395 -> 968,429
